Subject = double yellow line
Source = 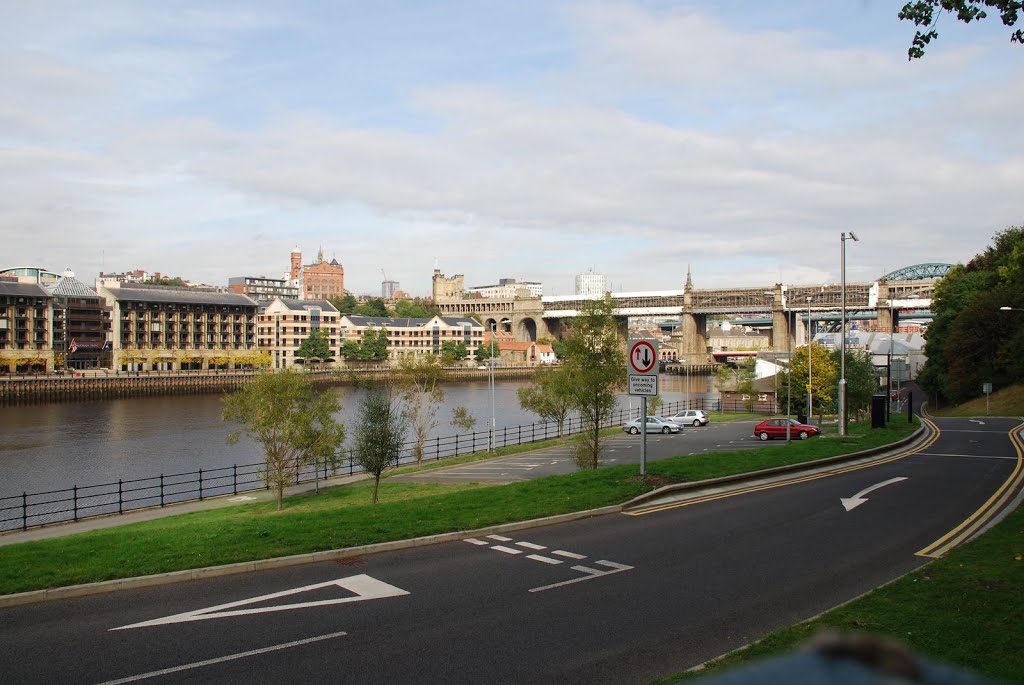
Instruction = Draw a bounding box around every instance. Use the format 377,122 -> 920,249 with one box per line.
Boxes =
916,419 -> 1024,558
625,422 -> 942,517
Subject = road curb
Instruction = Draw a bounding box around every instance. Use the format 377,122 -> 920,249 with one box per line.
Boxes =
0,505 -> 622,608
624,423 -> 928,510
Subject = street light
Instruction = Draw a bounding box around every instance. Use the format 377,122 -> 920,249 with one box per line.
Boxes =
489,322 -> 496,452
839,231 -> 859,436
806,296 -> 812,424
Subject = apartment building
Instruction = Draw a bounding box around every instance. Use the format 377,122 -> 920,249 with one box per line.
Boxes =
48,271 -> 111,370
228,275 -> 300,301
96,283 -> 259,371
0,281 -> 54,371
257,298 -> 341,369
339,315 -> 484,359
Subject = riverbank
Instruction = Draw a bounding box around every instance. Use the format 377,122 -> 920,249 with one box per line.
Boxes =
0,365 -> 540,403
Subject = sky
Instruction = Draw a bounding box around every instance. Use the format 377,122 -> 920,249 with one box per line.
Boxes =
2,1 -> 1021,297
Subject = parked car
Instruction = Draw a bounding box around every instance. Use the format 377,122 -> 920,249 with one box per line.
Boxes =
666,409 -> 710,427
753,418 -> 819,441
624,416 -> 682,434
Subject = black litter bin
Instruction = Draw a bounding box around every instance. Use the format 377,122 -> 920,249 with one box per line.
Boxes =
871,394 -> 887,428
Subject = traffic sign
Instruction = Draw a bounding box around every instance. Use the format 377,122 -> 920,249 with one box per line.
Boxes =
628,339 -> 659,376
628,375 -> 658,397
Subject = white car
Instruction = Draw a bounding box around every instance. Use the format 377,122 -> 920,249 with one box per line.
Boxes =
666,409 -> 710,427
624,416 -> 682,434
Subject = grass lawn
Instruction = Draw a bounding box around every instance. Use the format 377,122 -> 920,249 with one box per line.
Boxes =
0,417 -> 917,596
928,383 -> 1024,418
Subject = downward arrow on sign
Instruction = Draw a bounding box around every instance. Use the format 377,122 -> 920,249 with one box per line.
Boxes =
841,477 -> 908,511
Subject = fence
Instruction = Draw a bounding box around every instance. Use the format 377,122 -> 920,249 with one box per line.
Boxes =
0,397 -> 773,533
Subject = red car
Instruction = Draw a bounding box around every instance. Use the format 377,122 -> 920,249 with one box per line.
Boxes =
753,418 -> 819,441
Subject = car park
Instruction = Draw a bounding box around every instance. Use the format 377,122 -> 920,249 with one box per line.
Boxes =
666,409 -> 710,427
753,418 -> 819,441
624,416 -> 682,434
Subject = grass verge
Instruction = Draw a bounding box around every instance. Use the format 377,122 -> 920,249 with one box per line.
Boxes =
0,417 -> 917,596
662,502 -> 1024,684
928,383 -> 1024,418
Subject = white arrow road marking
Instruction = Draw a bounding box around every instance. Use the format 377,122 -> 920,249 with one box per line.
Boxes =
111,575 -> 409,630
969,419 -> 986,425
841,477 -> 909,511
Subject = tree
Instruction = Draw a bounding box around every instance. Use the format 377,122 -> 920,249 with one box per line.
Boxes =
836,349 -> 878,423
395,354 -> 448,463
560,296 -> 626,469
222,370 -> 345,510
450,406 -> 478,432
393,298 -> 439,318
328,293 -> 358,313
294,329 -> 332,362
646,394 -> 664,416
518,364 -> 575,436
475,343 -> 494,362
899,1 -> 1023,59
354,298 -> 389,317
361,326 -> 390,361
351,384 -> 408,504
440,341 -> 469,362
918,226 -> 1024,404
777,344 -> 838,421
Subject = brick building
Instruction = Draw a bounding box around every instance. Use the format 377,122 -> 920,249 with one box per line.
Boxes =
290,247 -> 345,301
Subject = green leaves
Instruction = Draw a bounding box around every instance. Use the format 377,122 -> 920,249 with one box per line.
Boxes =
899,1 -> 1023,59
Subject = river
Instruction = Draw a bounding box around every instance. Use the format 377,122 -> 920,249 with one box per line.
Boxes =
0,375 -> 717,498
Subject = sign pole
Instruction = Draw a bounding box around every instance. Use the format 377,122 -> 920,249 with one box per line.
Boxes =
640,396 -> 647,477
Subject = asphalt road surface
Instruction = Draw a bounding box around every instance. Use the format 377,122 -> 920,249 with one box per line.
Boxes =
395,418 -> 773,483
1,416 -> 1020,684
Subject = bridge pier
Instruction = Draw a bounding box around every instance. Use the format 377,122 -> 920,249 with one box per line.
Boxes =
672,312 -> 709,362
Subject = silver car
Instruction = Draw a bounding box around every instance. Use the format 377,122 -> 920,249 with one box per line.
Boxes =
667,409 -> 710,427
624,416 -> 682,434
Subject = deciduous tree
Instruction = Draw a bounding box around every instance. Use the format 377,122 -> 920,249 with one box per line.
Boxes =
518,364 -> 574,436
294,329 -> 332,362
222,370 -> 345,510
351,384 -> 407,504
395,355 -> 448,463
561,296 -> 626,469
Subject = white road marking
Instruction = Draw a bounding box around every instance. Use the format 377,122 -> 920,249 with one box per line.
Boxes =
526,554 -> 563,565
551,550 -> 586,560
97,631 -> 349,684
490,545 -> 522,555
529,560 -> 635,593
112,575 -> 408,630
486,534 -> 512,541
841,477 -> 908,511
516,541 -> 546,550
464,538 -> 489,546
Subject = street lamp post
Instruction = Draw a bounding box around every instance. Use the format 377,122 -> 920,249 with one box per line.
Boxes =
806,296 -> 812,424
887,298 -> 895,418
489,322 -> 496,452
839,231 -> 859,436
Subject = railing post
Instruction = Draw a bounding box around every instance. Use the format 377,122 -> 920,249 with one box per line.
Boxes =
21,492 -> 27,530
199,469 -> 204,500
436,435 -> 440,460
455,433 -> 459,457
518,425 -> 522,445
232,465 -> 238,495
502,426 -> 507,447
160,474 -> 165,507
118,480 -> 123,514
295,456 -> 301,484
73,485 -> 78,521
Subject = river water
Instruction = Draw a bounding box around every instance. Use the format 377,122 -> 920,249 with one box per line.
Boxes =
0,375 -> 716,498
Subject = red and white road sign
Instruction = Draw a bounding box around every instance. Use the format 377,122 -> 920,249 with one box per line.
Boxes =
628,339 -> 659,376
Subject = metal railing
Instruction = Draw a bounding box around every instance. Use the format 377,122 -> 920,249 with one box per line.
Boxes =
0,397 -> 773,532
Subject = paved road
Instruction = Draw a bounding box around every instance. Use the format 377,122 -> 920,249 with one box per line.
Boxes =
2,416 -> 1020,684
395,419 -> 773,483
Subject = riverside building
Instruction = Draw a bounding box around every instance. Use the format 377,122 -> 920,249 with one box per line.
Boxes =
257,298 -> 341,369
